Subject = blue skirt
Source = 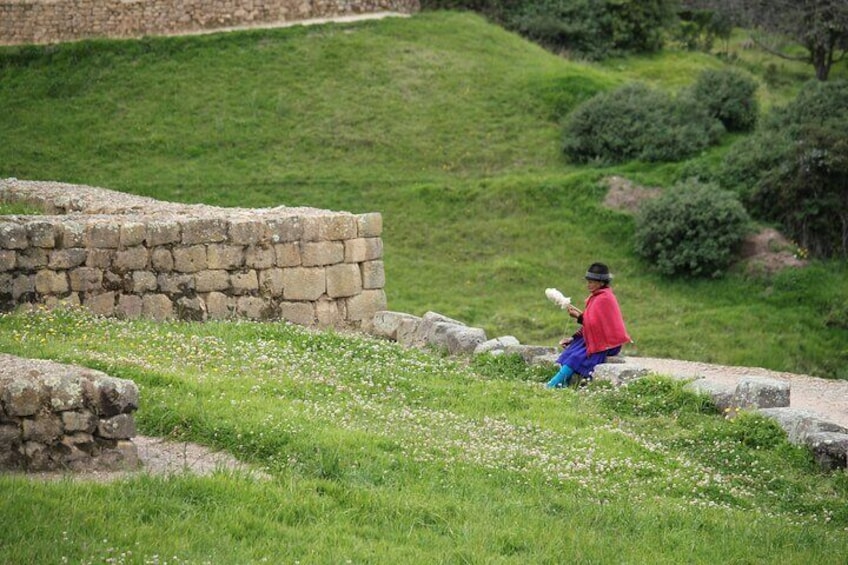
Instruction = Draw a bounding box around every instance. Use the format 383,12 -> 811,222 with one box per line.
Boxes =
556,336 -> 621,377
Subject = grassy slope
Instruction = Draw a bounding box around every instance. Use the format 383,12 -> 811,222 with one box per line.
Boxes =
1,11 -> 846,377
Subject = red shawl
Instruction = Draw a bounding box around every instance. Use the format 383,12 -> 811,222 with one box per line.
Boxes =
581,287 -> 631,355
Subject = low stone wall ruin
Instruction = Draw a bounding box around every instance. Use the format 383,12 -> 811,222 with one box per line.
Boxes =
0,353 -> 139,471
0,178 -> 387,329
0,0 -> 420,46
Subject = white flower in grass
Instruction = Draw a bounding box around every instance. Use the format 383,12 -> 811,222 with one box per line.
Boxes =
545,288 -> 571,309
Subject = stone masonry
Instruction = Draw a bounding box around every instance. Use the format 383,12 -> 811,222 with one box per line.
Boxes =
0,178 -> 387,329
0,0 -> 420,46
0,353 -> 139,471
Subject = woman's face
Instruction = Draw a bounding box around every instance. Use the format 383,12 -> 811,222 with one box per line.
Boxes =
586,279 -> 604,292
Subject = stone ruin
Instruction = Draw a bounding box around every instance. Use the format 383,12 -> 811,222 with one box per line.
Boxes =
0,178 -> 387,329
0,353 -> 139,472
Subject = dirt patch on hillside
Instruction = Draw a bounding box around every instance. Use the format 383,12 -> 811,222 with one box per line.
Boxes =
602,175 -> 661,213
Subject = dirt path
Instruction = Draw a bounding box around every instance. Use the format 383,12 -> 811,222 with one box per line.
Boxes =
632,356 -> 848,429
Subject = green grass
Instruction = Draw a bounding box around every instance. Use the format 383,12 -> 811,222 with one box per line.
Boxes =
0,11 -> 846,379
0,308 -> 846,563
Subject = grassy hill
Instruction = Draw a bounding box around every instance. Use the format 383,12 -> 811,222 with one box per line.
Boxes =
1,12 -> 847,563
1,10 -> 846,379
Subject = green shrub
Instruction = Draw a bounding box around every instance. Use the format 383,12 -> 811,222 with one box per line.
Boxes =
425,0 -> 678,60
718,80 -> 848,259
634,179 -> 751,278
689,68 -> 759,132
509,0 -> 677,60
562,82 -> 724,164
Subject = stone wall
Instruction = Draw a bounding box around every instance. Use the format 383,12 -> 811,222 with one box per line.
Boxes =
0,178 -> 387,329
0,353 -> 139,471
0,0 -> 419,45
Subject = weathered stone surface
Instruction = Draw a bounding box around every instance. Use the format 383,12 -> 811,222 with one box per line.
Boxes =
231,270 -> 259,294
592,362 -> 651,385
0,222 -> 27,249
207,244 -> 244,270
146,221 -> 181,246
16,247 -> 48,269
757,408 -> 848,445
26,221 -> 55,248
62,410 -> 97,433
120,222 -> 147,247
86,248 -> 114,269
85,222 -> 120,248
302,241 -> 344,267
805,432 -> 848,470
302,214 -> 357,242
176,296 -> 207,321
258,268 -> 285,297
326,263 -> 362,298
117,294 -> 143,319
182,217 -> 227,245
228,218 -> 265,245
151,248 -> 174,271
48,248 -> 86,269
346,289 -> 387,322
282,267 -> 325,301
131,270 -> 158,292
686,379 -> 736,412
0,424 -> 21,450
274,242 -> 301,267
396,315 -> 423,347
98,414 -> 137,439
142,293 -> 173,321
1,375 -> 42,417
83,375 -> 139,417
195,270 -> 230,293
69,267 -> 103,292
316,298 -> 343,327
113,246 -> 149,272
206,292 -> 235,319
22,413 -> 63,443
0,249 -> 15,271
357,212 -> 382,238
173,245 -> 207,273
84,291 -> 116,316
280,301 -> 315,326
236,296 -> 271,320
157,273 -> 194,294
344,237 -> 383,263
502,344 -> 558,366
245,244 -> 275,269
734,377 -> 790,409
34,270 -> 68,294
361,260 -> 384,289
474,335 -> 521,355
11,273 -> 34,300
372,311 -> 420,341
446,326 -> 487,355
267,216 -> 302,243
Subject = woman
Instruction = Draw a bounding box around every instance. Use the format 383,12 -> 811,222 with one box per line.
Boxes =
546,262 -> 631,388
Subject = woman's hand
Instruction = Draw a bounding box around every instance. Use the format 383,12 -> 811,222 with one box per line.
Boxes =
559,337 -> 573,348
566,304 -> 582,319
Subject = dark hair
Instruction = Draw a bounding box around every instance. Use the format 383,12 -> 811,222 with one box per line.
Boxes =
585,262 -> 612,284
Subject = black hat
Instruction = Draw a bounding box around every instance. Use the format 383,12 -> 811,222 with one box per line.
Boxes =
585,262 -> 612,282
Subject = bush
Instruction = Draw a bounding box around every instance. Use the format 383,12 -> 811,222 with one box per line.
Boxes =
718,80 -> 848,259
689,68 -> 759,132
562,83 -> 724,164
634,179 -> 751,278
426,0 -> 678,60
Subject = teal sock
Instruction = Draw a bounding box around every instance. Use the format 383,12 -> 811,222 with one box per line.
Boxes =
546,365 -> 574,388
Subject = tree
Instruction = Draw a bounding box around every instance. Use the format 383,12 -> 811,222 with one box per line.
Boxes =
682,0 -> 848,80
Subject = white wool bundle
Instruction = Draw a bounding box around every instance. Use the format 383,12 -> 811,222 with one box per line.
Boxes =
545,288 -> 571,309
